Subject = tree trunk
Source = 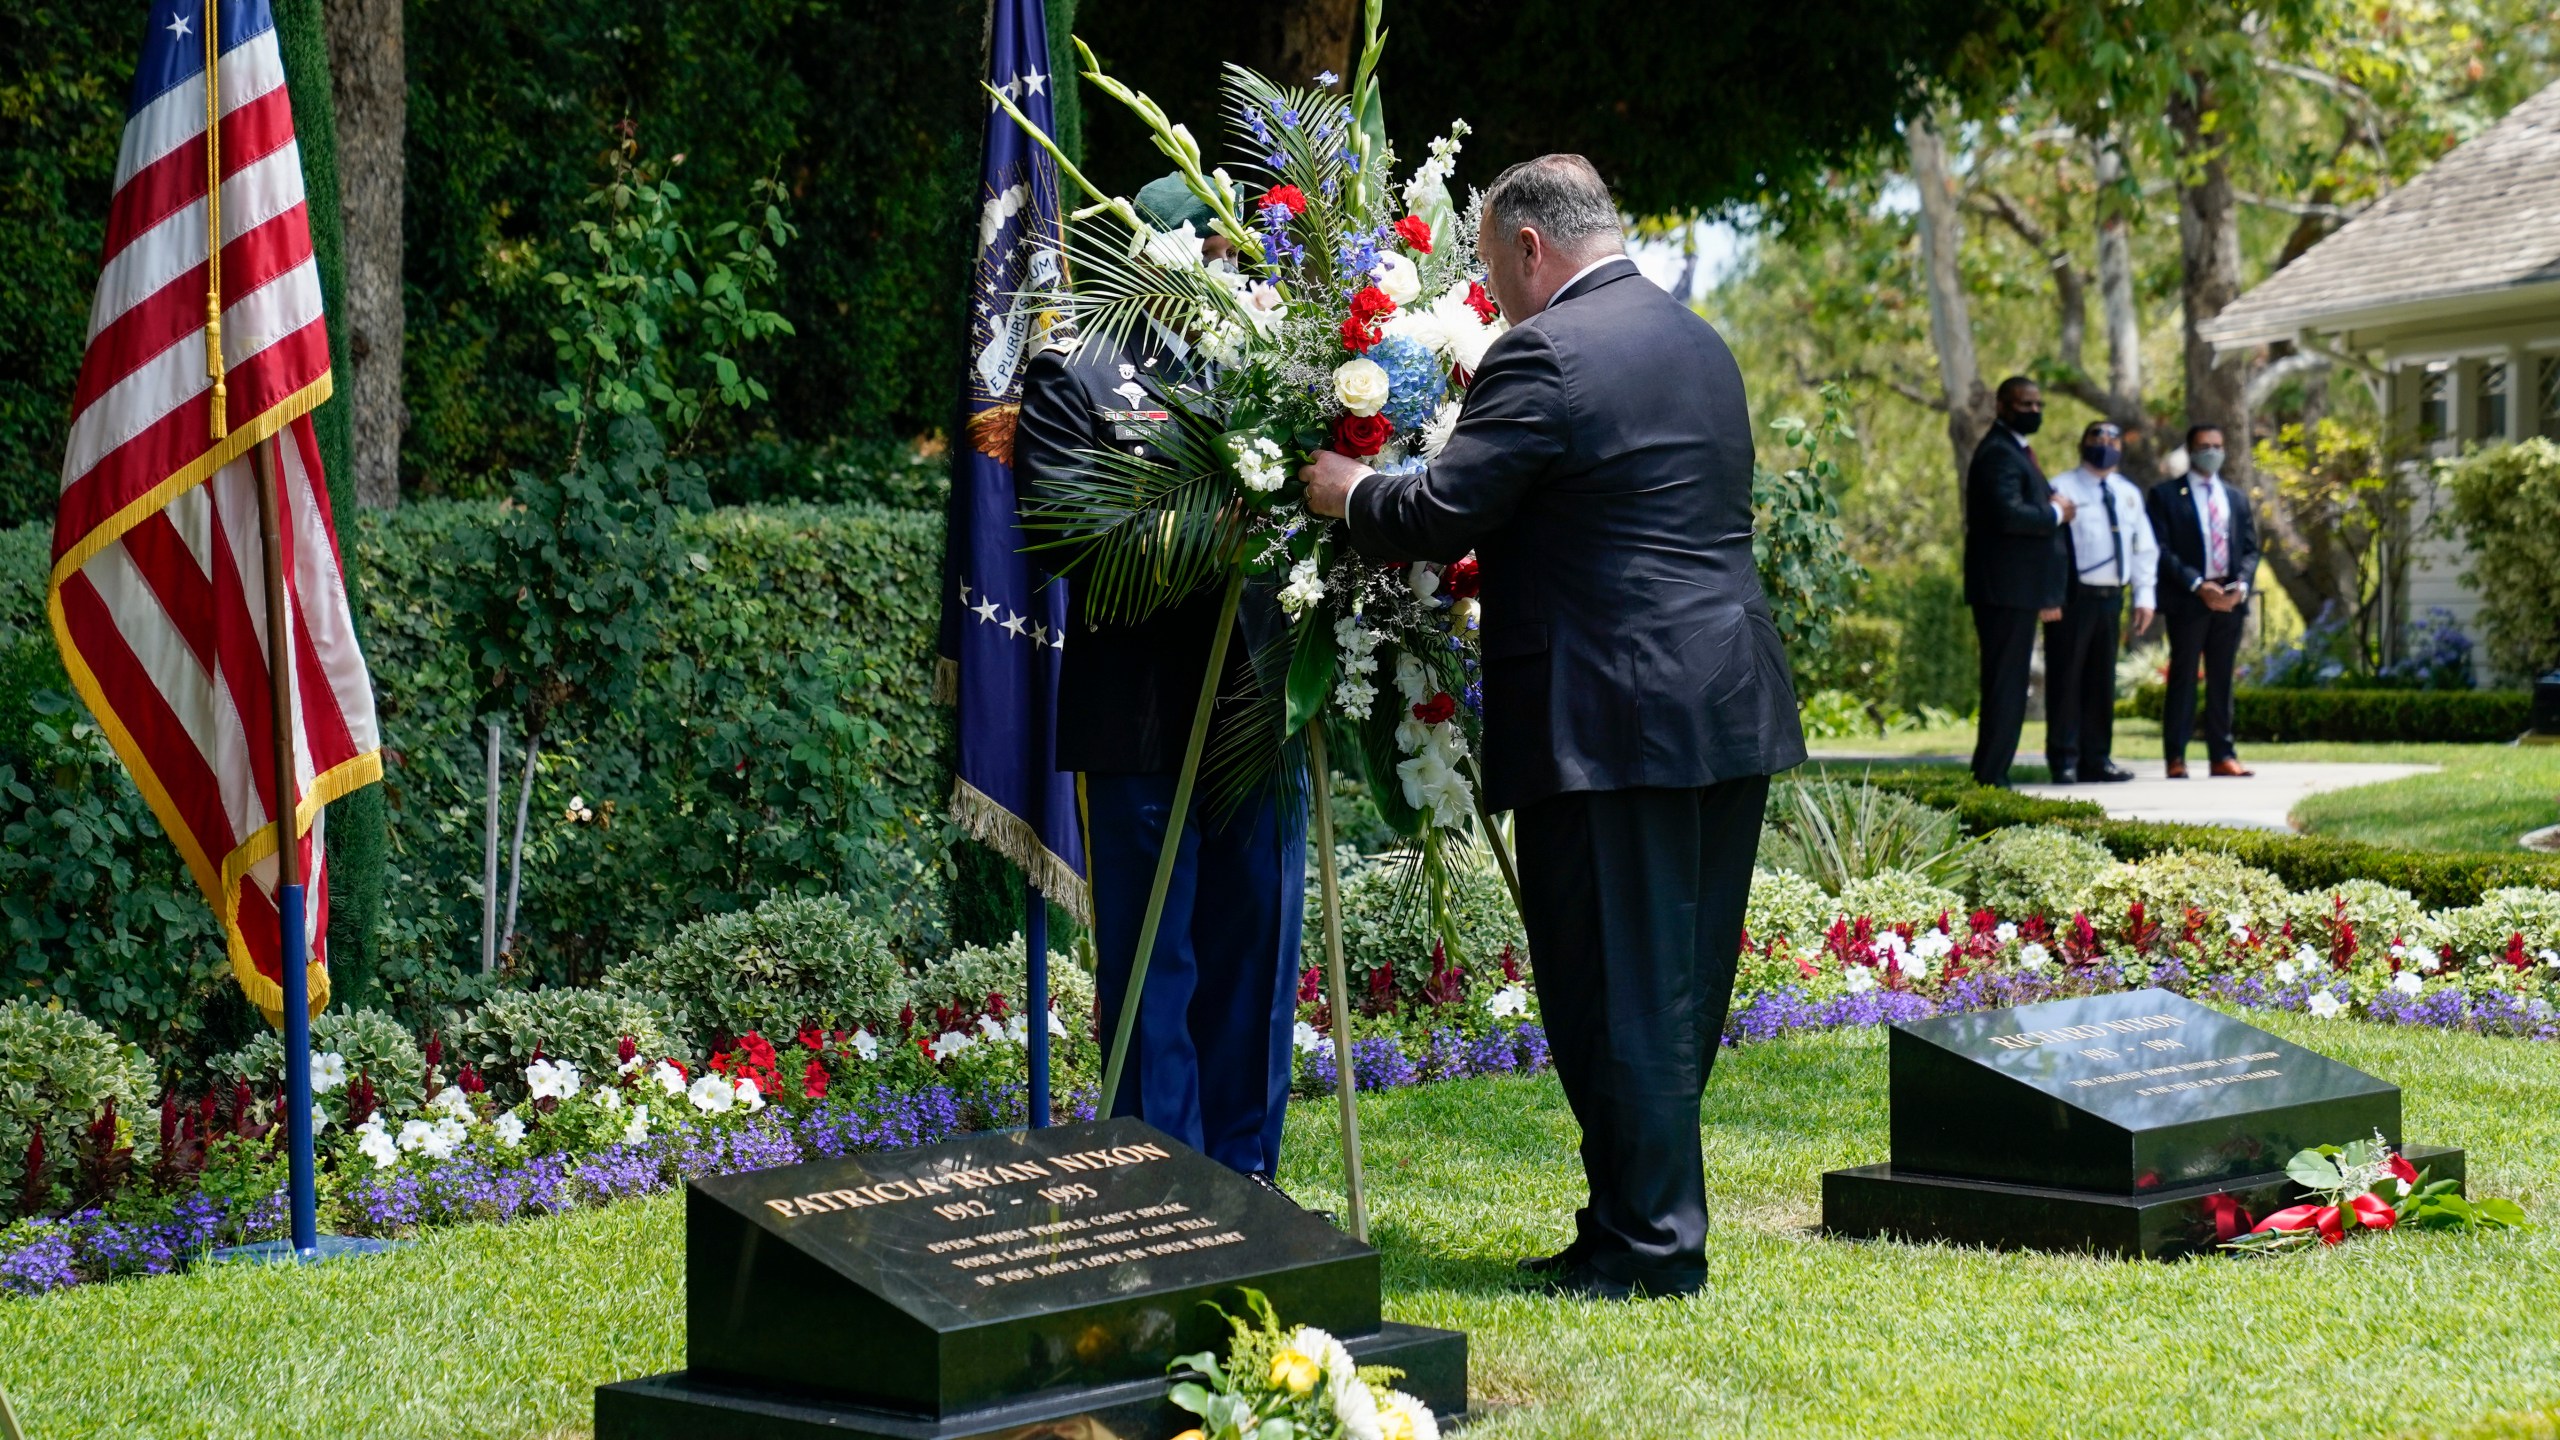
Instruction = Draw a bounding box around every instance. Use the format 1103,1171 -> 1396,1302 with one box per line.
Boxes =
1907,115 -> 1992,489
2094,137 -> 2142,409
2169,82 -> 2247,490
1271,0 -> 1360,89
326,0 -> 406,510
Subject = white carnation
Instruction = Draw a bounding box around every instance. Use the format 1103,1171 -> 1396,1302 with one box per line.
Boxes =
1333,357 -> 1391,417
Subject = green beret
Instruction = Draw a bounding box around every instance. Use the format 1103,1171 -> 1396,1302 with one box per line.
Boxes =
1134,173 -> 1216,233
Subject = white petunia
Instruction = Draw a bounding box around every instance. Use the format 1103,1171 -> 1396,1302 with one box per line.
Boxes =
594,1086 -> 624,1112
309,1052 -> 348,1096
734,1077 -> 765,1113
1995,921 -> 2019,945
2016,942 -> 2050,970
357,1126 -> 399,1170
2418,949 -> 2443,974
526,1058 -> 581,1101
2307,990 -> 2346,1020
1486,984 -> 1530,1019
687,1073 -> 738,1115
1842,966 -> 1878,994
1896,951 -> 1930,981
1333,357 -> 1391,417
1372,252 -> 1422,306
930,1029 -> 976,1063
2543,949 -> 2560,969
2225,914 -> 2251,938
2293,944 -> 2321,967
623,1105 -> 651,1145
2389,971 -> 2424,997
428,1085 -> 474,1121
851,1028 -> 881,1062
425,1117 -> 468,1159
1914,929 -> 1954,961
2274,959 -> 2299,983
652,1061 -> 689,1096
1047,1007 -> 1069,1039
493,1112 -> 527,1149
1294,1020 -> 1324,1054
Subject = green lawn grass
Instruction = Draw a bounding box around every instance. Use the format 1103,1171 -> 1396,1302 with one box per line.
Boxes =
7,1013 -> 2560,1438
1810,718 -> 2560,853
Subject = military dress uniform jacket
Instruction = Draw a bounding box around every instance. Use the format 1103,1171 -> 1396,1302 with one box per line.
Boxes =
1013,334 -> 1283,776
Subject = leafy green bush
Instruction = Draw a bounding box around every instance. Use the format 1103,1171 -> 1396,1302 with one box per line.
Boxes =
1958,825 -> 2117,921
0,998 -> 156,1169
1864,563 -> 1977,714
2417,887 -> 2560,964
2120,683 -> 2531,742
444,987 -> 684,1094
2077,851 -> 2294,939
1744,867 -> 1835,950
212,1009 -> 429,1119
1753,386 -> 1866,663
1795,614 -> 1904,706
907,934 -> 1098,1033
2282,880 -> 2426,957
1314,854 -> 1526,998
2442,439 -> 2560,682
608,894 -> 906,1051
1758,778 -> 1965,893
1834,869 -> 1965,928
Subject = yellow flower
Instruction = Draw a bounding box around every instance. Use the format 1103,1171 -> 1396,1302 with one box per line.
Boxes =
1268,1346 -> 1323,1395
1171,1431 -> 1207,1440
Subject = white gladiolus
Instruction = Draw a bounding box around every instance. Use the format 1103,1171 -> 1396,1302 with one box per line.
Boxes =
309,1052 -> 348,1096
1372,252 -> 1421,305
1333,357 -> 1391,417
1280,557 -> 1327,618
1142,221 -> 1204,269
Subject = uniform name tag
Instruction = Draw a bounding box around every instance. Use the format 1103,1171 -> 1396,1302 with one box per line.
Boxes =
1099,409 -> 1171,424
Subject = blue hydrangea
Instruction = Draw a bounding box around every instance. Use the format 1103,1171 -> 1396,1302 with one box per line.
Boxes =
1371,334 -> 1447,432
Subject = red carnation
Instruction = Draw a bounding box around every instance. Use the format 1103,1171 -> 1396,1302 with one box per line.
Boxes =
1259,184 -> 1308,216
1332,412 -> 1391,457
1349,284 -> 1397,323
1412,692 -> 1459,726
1340,315 -> 1381,353
1464,279 -> 1500,324
1393,215 -> 1434,253
1441,554 -> 1481,600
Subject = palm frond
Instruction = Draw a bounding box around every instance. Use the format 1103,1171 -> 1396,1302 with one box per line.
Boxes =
1046,216 -> 1243,358
1199,620 -> 1307,822
1020,396 -> 1245,624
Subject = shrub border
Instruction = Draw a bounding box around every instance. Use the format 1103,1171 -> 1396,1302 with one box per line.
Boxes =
2120,683 -> 2534,745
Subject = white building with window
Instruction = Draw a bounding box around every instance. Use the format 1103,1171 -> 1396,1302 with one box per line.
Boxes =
2202,78 -> 2560,671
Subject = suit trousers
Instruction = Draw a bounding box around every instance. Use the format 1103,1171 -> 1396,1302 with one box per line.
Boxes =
1085,774 -> 1305,1176
1513,777 -> 1771,1286
2044,584 -> 2123,780
2162,599 -> 2248,763
1970,604 -> 2042,786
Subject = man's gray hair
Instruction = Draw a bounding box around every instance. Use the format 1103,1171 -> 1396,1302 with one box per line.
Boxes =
1484,154 -> 1624,251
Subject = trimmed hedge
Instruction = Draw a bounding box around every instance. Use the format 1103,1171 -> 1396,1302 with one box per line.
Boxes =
1858,766 -> 2560,911
2122,683 -> 2533,744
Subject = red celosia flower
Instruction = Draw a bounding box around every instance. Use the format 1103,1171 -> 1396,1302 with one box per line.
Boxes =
1333,412 -> 1391,457
987,991 -> 1010,1019
1412,692 -> 1458,726
1259,184 -> 1308,216
1393,214 -> 1433,253
1368,965 -> 1393,998
456,1064 -> 486,1095
1442,554 -> 1482,600
1499,946 -> 1522,982
1464,279 -> 1499,324
1299,967 -> 1322,1004
2506,932 -> 2529,971
899,1003 -> 917,1034
801,1059 -> 830,1101
616,1035 -> 638,1065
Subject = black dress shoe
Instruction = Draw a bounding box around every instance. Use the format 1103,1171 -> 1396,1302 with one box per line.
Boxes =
2042,765 -> 2075,784
1535,1259 -> 1705,1301
2080,764 -> 2136,783
1515,1243 -> 1584,1275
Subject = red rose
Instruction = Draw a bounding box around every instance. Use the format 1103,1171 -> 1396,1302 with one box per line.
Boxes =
1333,412 -> 1391,457
1465,279 -> 1500,324
1412,692 -> 1458,726
1259,184 -> 1308,216
2386,1150 -> 2420,1187
1393,214 -> 1434,253
1349,284 -> 1398,323
1442,554 -> 1481,600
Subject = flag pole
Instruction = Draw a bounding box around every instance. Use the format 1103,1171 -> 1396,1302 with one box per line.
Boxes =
1025,876 -> 1050,1127
251,433 -> 318,1256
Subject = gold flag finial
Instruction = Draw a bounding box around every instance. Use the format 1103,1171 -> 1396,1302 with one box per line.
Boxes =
203,0 -> 227,441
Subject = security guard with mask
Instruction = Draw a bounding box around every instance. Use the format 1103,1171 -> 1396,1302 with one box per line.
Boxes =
1013,174 -> 1304,1195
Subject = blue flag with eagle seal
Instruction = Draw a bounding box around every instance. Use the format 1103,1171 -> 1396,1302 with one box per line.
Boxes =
938,0 -> 1087,921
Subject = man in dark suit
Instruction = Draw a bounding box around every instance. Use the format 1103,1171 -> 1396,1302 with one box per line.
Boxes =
1013,176 -> 1303,1189
1962,376 -> 2074,786
2147,424 -> 2262,778
1300,154 -> 1805,1301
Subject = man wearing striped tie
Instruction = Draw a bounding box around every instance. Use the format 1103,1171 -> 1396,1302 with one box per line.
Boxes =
2043,422 -> 2158,783
2147,425 -> 2262,779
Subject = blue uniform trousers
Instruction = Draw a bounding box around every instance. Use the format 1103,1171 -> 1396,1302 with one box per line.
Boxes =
1084,773 -> 1304,1176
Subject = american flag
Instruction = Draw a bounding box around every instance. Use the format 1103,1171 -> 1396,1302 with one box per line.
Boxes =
48,0 -> 380,1024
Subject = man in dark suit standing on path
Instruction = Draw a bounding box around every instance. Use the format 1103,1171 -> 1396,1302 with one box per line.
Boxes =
2147,424 -> 2262,778
1963,377 -> 2074,786
1299,155 -> 1804,1301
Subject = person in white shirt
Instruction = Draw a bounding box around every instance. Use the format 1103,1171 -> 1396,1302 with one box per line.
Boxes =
2041,422 -> 2157,782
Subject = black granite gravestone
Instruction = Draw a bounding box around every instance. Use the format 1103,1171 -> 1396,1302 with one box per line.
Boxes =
1823,989 -> 2467,1258
595,1117 -> 1467,1439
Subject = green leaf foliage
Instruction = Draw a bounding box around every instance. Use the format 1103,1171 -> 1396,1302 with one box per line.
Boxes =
2120,684 -> 2534,744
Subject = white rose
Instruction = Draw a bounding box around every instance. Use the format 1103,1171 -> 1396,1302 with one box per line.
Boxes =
1372,252 -> 1421,305
1333,357 -> 1391,417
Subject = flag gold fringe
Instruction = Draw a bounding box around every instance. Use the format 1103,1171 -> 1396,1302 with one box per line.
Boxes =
949,775 -> 1091,925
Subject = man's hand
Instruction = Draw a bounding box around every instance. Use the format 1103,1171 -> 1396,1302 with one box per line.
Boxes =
2131,607 -> 2155,636
1299,448 -> 1372,520
2196,580 -> 2226,610
2055,495 -> 2078,523
2039,607 -> 2064,623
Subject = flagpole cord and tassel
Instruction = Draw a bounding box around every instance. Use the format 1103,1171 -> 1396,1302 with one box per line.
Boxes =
251,432 -> 317,1255
1306,721 -> 1369,1242
202,0 -> 227,442
1097,570 -> 1246,1114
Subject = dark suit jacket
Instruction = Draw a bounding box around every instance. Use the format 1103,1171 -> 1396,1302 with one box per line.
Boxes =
1345,258 -> 1806,813
2146,474 -> 2262,614
1961,426 -> 2069,611
1015,334 -> 1280,775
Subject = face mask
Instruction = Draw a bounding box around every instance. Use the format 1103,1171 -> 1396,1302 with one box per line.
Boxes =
2007,410 -> 2043,437
2191,446 -> 2226,476
2081,442 -> 2122,470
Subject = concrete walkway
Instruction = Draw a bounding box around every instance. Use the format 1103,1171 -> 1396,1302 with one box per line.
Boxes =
1807,753 -> 2439,831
